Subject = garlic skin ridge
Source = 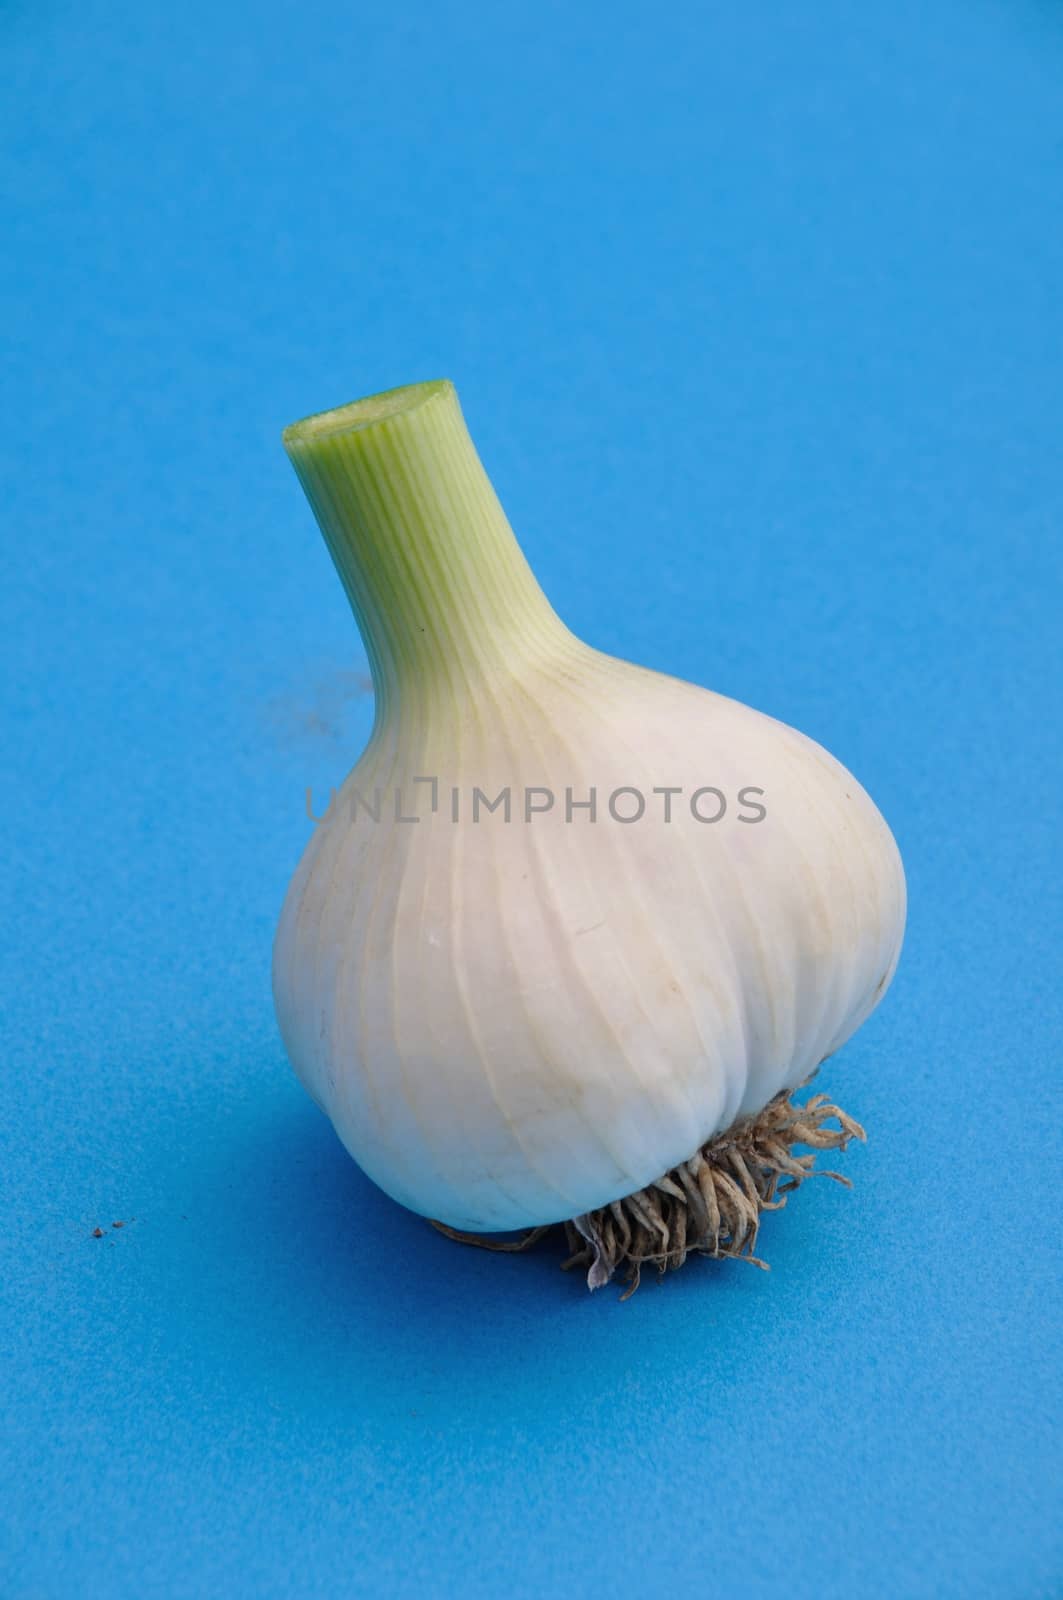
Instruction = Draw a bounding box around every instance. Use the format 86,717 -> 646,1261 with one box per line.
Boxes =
274,381 -> 906,1236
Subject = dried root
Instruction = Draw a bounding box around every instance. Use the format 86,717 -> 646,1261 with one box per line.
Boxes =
430,1080 -> 865,1298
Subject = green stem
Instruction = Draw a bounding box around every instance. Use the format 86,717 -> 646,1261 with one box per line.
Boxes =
283,380 -> 568,711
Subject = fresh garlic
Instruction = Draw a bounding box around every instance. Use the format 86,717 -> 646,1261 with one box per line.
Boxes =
274,380 -> 906,1290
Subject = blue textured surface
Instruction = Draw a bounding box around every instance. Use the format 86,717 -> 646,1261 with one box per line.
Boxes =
3,3 -> 1061,1596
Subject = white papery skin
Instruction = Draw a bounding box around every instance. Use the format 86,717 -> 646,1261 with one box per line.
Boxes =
274,382 -> 906,1232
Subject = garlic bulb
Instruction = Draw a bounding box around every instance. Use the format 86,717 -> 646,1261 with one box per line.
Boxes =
274,380 -> 905,1290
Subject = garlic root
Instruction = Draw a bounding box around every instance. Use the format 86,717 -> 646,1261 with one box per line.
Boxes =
431,1077 -> 865,1297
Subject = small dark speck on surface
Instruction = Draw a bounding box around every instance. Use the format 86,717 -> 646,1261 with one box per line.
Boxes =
91,1227 -> 103,1238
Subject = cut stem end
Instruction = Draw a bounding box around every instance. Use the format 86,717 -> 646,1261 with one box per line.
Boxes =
282,379 -> 452,448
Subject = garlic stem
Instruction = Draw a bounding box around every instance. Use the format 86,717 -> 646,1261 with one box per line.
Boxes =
283,381 -> 569,712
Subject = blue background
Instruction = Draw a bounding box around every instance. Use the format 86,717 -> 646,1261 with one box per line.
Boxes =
3,1 -> 1061,1595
